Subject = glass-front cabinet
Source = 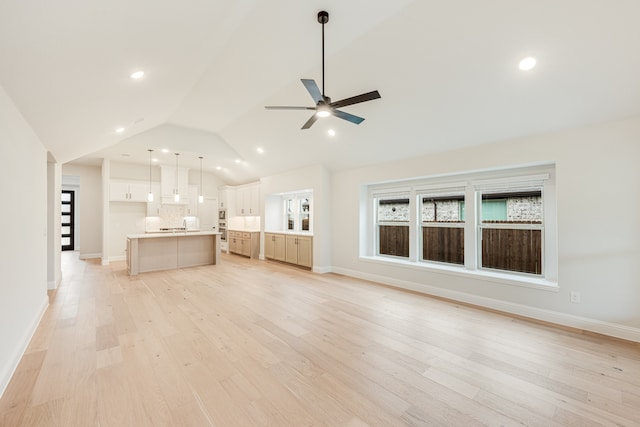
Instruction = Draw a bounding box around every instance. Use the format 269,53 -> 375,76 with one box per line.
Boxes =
284,193 -> 312,233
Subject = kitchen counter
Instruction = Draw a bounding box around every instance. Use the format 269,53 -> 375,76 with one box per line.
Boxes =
130,230 -> 219,239
126,231 -> 221,275
264,230 -> 314,236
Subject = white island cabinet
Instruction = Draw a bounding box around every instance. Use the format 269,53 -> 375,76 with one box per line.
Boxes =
126,231 -> 221,275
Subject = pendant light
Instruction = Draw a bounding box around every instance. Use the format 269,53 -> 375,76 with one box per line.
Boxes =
198,156 -> 204,204
147,149 -> 154,202
174,153 -> 180,202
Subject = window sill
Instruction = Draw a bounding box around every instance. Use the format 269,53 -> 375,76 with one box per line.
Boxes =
359,256 -> 558,292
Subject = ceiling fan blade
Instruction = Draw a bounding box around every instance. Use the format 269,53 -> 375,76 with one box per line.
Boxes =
265,106 -> 315,110
330,90 -> 381,109
301,113 -> 319,129
301,79 -> 324,104
333,109 -> 365,125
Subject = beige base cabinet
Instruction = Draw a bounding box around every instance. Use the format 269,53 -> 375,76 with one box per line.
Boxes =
294,236 -> 313,268
264,233 -> 286,261
265,233 -> 312,268
229,231 -> 260,259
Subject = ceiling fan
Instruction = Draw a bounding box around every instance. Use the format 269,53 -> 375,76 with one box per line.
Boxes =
265,10 -> 381,129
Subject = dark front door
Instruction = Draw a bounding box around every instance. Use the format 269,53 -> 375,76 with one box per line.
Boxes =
61,190 -> 74,251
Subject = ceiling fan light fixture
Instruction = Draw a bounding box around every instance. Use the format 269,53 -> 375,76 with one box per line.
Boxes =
316,105 -> 331,117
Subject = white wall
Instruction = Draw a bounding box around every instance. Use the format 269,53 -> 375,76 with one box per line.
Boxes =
331,116 -> 640,341
47,160 -> 61,289
260,164 -> 332,272
61,163 -> 103,258
0,86 -> 49,397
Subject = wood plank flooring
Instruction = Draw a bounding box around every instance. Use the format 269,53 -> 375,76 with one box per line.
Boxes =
1,251 -> 639,426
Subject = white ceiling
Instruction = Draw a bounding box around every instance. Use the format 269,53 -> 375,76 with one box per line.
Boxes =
2,0 -> 640,184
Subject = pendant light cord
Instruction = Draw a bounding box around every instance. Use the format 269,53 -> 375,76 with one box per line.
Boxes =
199,156 -> 203,197
148,149 -> 153,192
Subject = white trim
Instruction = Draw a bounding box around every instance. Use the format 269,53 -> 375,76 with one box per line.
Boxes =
79,252 -> 101,260
370,188 -> 411,198
414,182 -> 466,193
47,275 -> 62,290
360,255 -> 557,291
332,266 -> 640,343
109,255 -> 126,262
472,173 -> 549,190
312,265 -> 332,274
0,295 -> 49,399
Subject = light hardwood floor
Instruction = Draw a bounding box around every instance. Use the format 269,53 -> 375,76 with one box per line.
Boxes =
1,252 -> 639,426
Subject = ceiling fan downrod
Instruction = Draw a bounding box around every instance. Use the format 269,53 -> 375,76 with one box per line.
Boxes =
318,11 -> 329,97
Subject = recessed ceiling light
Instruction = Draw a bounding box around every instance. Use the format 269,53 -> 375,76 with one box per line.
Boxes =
115,127 -> 125,133
234,159 -> 241,164
216,166 -> 222,170
152,158 -> 158,162
257,147 -> 264,154
518,57 -> 536,71
327,129 -> 336,136
130,70 -> 145,79
161,148 -> 169,153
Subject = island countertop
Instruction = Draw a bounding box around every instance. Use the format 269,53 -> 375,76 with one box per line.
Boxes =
127,231 -> 221,239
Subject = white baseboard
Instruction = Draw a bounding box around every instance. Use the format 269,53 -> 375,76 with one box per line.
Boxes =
332,267 -> 640,343
79,252 -> 101,260
109,255 -> 126,262
312,265 -> 332,274
47,275 -> 62,290
0,294 -> 49,399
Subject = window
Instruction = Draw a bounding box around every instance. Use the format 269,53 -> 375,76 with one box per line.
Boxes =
284,193 -> 312,233
479,190 -> 543,275
420,193 -> 465,265
364,165 -> 556,286
376,196 -> 410,258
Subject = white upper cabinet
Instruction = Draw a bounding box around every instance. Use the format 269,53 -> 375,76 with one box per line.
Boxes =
219,186 -> 234,211
186,185 -> 198,216
160,165 -> 189,204
146,183 -> 161,216
236,183 -> 260,216
110,180 -> 149,202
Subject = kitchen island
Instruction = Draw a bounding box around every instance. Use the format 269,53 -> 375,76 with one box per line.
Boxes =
126,231 -> 221,275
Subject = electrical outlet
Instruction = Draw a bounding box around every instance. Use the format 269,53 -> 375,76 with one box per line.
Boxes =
570,291 -> 581,303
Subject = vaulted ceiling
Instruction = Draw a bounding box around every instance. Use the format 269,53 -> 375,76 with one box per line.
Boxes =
2,0 -> 640,184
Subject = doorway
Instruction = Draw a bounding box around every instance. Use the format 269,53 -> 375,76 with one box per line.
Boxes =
61,190 -> 74,251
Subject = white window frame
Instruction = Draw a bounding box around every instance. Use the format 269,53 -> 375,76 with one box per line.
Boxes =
283,192 -> 313,234
417,184 -> 466,267
362,165 -> 557,289
372,189 -> 412,259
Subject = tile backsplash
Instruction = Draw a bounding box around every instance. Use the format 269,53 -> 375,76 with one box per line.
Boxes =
145,204 -> 199,231
228,215 -> 260,230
